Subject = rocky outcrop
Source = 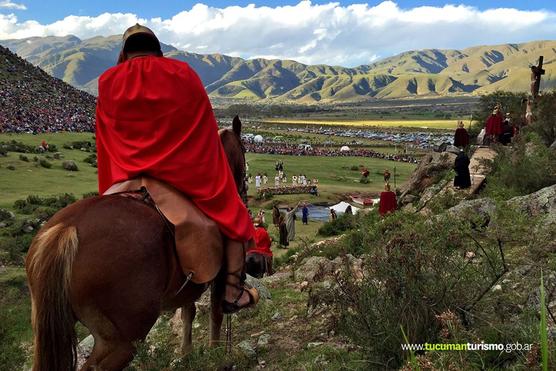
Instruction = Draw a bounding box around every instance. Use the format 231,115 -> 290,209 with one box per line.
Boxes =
399,152 -> 456,205
446,184 -> 556,225
507,184 -> 556,222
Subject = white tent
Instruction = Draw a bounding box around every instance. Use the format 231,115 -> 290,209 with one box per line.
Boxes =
254,135 -> 264,143
340,145 -> 350,152
329,201 -> 359,215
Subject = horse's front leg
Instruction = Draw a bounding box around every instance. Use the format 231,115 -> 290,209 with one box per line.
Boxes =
180,302 -> 196,355
209,276 -> 224,346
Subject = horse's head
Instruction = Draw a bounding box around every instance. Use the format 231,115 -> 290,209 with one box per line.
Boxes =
219,115 -> 248,204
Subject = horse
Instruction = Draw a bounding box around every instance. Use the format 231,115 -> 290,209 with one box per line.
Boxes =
25,120 -> 247,371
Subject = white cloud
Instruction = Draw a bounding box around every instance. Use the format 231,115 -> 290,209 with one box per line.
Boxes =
0,1 -> 555,66
0,0 -> 26,10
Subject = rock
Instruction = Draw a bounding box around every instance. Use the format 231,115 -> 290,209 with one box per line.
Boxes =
53,152 -> 63,159
492,284 -> 502,292
299,281 -> 309,291
399,152 -> 457,202
446,198 -> 496,222
0,222 -> 6,228
271,311 -> 282,321
246,274 -> 271,299
507,184 -> 556,222
238,340 -> 257,360
23,225 -> 34,233
307,342 -> 323,349
550,140 -> 556,150
62,160 -> 79,171
295,256 -> 334,282
256,334 -> 271,350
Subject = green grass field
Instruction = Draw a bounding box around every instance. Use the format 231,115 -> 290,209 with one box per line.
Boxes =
1,133 -> 415,209
263,118 -> 456,129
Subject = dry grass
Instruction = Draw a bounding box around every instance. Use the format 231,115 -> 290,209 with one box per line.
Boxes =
263,119 -> 456,129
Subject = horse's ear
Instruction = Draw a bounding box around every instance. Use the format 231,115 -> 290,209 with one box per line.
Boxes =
232,115 -> 241,136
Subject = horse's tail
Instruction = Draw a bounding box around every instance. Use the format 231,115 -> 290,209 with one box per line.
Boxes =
26,223 -> 79,371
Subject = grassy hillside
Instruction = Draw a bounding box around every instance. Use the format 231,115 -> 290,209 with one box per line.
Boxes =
1,37 -> 554,101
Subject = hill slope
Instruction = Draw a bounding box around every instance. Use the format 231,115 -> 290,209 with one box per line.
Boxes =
0,45 -> 95,133
1,37 -> 555,102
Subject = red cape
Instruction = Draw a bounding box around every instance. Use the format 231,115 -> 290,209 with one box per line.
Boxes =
96,56 -> 253,241
485,114 -> 502,136
379,191 -> 397,216
248,226 -> 273,257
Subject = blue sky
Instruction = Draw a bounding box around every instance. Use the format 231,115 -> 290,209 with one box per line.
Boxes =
7,0 -> 556,23
1,1 -> 555,66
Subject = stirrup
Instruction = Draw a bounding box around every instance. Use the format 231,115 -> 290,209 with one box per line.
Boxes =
222,272 -> 259,314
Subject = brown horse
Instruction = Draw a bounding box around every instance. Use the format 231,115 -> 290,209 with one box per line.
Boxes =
25,123 -> 246,371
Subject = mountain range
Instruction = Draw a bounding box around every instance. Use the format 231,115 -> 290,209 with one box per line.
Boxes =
1,36 -> 555,102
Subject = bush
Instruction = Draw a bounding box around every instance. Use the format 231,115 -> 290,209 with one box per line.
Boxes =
62,160 -> 79,171
6,165 -> 15,171
318,212 -> 359,237
334,209 -> 535,369
359,176 -> 370,184
484,135 -> 556,200
39,158 -> 52,168
18,154 -> 28,162
530,91 -> 556,145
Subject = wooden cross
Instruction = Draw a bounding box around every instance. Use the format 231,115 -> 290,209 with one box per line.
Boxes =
530,56 -> 545,98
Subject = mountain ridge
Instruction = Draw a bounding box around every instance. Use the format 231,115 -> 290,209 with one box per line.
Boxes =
1,36 -> 555,102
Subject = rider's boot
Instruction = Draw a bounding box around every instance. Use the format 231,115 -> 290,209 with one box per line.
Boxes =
222,239 -> 259,314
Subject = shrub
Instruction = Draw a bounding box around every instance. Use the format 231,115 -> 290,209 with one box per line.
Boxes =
484,135 -> 556,200
318,212 -> 359,237
62,160 -> 79,171
350,165 -> 359,171
359,176 -> 370,184
82,192 -> 99,199
39,158 -> 52,168
18,154 -> 28,162
335,209 -> 534,369
6,165 -> 15,171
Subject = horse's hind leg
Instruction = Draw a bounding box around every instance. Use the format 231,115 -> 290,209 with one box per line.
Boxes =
180,302 -> 196,355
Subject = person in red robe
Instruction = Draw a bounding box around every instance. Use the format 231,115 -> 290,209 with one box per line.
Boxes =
95,24 -> 256,313
379,183 -> 397,216
246,218 -> 273,276
453,121 -> 469,148
485,107 -> 503,144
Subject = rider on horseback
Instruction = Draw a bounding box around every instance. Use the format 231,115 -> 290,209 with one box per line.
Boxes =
96,24 -> 258,313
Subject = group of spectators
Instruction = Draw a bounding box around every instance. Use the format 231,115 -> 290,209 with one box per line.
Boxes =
0,45 -> 95,134
244,142 -> 417,163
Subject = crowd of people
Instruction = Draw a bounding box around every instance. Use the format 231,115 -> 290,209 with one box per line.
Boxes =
0,45 -> 96,134
244,142 -> 418,163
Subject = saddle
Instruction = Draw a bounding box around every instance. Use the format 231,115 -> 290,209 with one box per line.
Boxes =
104,177 -> 224,284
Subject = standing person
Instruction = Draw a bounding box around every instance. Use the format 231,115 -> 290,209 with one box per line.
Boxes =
485,107 -> 503,145
378,183 -> 397,216
499,114 -> 513,145
285,203 -> 300,242
95,24 -> 257,313
329,208 -> 337,221
454,120 -> 470,148
255,173 -> 261,189
274,173 -> 280,187
257,209 -> 266,224
272,203 -> 281,226
278,215 -> 289,248
247,218 -> 273,276
262,173 -> 268,185
302,202 -> 309,225
384,169 -> 391,183
453,150 -> 471,189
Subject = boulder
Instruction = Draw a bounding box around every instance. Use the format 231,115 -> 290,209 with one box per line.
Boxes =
62,160 -> 79,171
399,152 -> 456,204
507,184 -> 556,222
237,340 -> 257,360
446,198 -> 497,221
295,256 -> 334,282
246,274 -> 271,300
